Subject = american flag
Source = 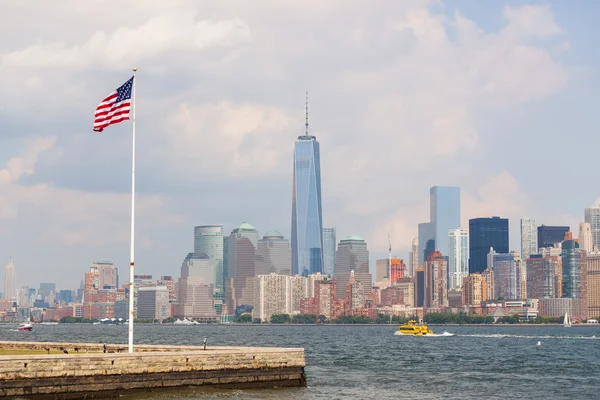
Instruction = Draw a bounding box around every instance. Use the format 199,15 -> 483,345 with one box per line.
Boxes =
93,76 -> 134,132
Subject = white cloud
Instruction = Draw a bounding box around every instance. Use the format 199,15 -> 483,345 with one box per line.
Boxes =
0,13 -> 251,70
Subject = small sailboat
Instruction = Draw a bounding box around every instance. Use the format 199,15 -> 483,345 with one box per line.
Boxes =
563,311 -> 572,327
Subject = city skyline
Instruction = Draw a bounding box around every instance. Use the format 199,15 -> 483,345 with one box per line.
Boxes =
1,1 -> 600,289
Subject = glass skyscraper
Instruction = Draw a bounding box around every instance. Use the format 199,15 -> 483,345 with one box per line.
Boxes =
322,228 -> 336,276
418,186 -> 460,264
430,186 -> 461,258
194,225 -> 224,293
291,123 -> 324,276
469,217 -> 509,273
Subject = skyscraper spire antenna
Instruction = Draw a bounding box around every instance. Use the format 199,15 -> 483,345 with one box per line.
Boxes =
305,91 -> 309,135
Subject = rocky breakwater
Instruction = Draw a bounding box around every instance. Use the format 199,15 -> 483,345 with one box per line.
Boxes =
0,341 -> 306,399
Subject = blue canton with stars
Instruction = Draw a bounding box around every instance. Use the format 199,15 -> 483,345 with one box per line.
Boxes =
115,76 -> 134,102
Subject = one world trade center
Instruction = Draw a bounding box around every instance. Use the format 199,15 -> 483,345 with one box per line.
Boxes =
291,94 -> 324,276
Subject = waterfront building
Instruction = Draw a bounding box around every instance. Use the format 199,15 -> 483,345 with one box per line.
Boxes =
488,249 -> 521,300
137,286 -> 170,321
253,273 -> 290,322
175,252 -> 216,320
448,228 -> 469,291
291,108 -> 324,276
469,217 -> 509,274
526,255 -> 562,299
520,218 -> 537,261
194,225 -> 224,294
157,276 -> 177,302
93,261 -> 118,289
462,274 -> 485,307
4,259 -> 16,301
289,275 -> 309,314
301,278 -> 338,319
538,297 -> 586,321
538,225 -> 570,250
586,252 -> 600,318
255,231 -> 292,275
322,228 -> 336,276
561,232 -> 587,302
424,251 -> 448,308
334,236 -> 371,301
584,205 -> 600,250
409,238 -> 418,277
227,222 -> 259,308
579,223 -> 593,254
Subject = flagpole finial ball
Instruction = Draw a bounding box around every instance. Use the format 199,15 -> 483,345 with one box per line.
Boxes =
133,67 -> 137,72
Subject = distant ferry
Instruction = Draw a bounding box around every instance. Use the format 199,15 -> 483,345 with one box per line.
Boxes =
396,320 -> 435,336
587,319 -> 599,324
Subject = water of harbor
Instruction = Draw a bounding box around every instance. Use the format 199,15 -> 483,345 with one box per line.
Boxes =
2,324 -> 599,399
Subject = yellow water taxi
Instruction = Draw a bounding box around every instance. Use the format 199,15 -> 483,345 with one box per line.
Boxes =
396,320 -> 435,336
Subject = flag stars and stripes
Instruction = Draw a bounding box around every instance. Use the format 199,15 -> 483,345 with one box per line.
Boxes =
93,76 -> 134,132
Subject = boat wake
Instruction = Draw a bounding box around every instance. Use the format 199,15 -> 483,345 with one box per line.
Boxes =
458,333 -> 599,340
394,331 -> 455,337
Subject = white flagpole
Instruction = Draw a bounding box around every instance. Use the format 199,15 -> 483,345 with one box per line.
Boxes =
128,67 -> 137,353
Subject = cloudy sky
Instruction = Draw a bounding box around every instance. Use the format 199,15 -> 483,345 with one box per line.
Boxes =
1,0 -> 599,290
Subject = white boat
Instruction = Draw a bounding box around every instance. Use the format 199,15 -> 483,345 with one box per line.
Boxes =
18,323 -> 33,332
587,319 -> 598,324
563,312 -> 572,327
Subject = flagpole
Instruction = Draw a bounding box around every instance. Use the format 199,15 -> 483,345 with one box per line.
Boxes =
128,67 -> 137,353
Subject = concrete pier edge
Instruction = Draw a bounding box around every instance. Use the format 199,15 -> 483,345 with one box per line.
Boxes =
0,341 -> 306,399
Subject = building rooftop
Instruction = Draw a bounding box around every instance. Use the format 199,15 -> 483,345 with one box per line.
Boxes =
235,222 -> 256,231
263,230 -> 284,239
341,236 -> 364,242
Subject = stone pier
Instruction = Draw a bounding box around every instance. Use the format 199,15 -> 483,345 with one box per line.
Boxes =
0,341 -> 306,399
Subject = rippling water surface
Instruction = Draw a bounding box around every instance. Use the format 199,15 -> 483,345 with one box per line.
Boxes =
2,324 -> 599,399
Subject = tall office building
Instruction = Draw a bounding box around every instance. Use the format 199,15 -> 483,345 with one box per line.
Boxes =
538,225 -> 570,250
228,222 -> 259,308
448,228 -> 469,291
375,259 -> 389,282
138,286 -> 170,321
175,253 -> 216,320
253,273 -> 291,322
579,223 -> 593,253
430,186 -> 461,258
418,222 -> 434,265
520,218 -> 537,261
38,283 -> 56,300
255,231 -> 292,275
561,233 -> 586,300
4,259 -> 16,301
526,255 -> 562,299
291,99 -> 324,276
194,225 -> 224,293
469,217 -> 509,274
334,236 -> 371,300
92,261 -> 118,289
417,186 -> 460,264
586,252 -> 600,318
584,205 -> 600,250
488,250 -> 521,300
409,238 -> 418,277
322,228 -> 336,276
424,250 -> 448,308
